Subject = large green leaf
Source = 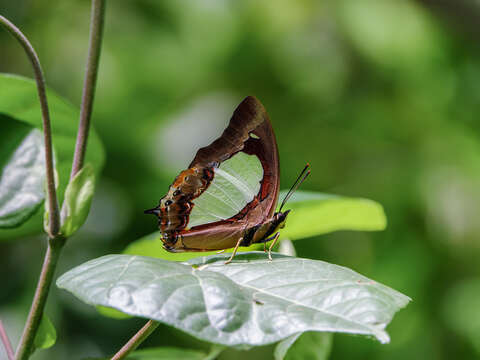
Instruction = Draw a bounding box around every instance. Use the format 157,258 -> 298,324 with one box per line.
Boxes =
277,190 -> 386,240
0,127 -> 45,228
33,314 -> 57,350
57,252 -> 410,347
0,74 -> 105,239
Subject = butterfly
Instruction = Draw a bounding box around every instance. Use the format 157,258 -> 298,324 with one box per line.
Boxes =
145,96 -> 309,264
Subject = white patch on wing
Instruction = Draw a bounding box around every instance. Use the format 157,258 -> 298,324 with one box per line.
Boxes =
188,152 -> 263,228
249,133 -> 260,139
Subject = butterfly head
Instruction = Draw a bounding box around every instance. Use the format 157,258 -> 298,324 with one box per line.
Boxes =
271,209 -> 291,233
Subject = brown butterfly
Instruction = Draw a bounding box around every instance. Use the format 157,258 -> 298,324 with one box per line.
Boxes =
145,96 -> 309,263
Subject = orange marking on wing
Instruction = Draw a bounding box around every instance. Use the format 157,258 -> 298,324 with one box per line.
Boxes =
173,168 -> 196,188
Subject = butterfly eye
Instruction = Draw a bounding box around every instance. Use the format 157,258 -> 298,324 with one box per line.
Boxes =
165,200 -> 173,206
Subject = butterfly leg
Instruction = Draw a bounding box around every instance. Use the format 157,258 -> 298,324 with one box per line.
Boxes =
259,232 -> 279,253
224,237 -> 243,265
267,232 -> 280,261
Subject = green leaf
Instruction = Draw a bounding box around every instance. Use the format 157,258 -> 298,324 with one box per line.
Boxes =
275,332 -> 332,360
59,163 -> 95,237
0,126 -> 45,228
34,314 -> 56,350
0,74 -> 105,239
57,252 -> 410,346
277,190 -> 387,240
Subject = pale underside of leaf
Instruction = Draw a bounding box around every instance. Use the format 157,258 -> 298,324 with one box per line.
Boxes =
0,129 -> 45,228
57,253 -> 410,347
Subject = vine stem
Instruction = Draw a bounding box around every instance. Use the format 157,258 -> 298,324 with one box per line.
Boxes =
0,15 -> 60,238
70,0 -> 106,179
1,1 -> 106,357
111,320 -> 160,360
15,240 -> 64,360
0,320 -> 15,360
0,15 -> 64,360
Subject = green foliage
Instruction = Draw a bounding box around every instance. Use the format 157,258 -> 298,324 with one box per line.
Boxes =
338,0 -> 441,70
59,163 -> 96,237
277,190 -> 386,240
0,74 -> 105,239
443,278 -> 480,354
3,0 -> 480,359
57,253 -> 409,347
33,314 -> 56,350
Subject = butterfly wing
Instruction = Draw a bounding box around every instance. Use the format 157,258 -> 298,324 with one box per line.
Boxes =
148,96 -> 280,251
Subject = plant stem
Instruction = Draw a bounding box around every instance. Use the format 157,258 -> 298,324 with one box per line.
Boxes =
2,3 -> 106,357
111,320 -> 160,360
0,15 -> 60,238
15,238 -> 65,360
70,0 -> 106,179
0,319 -> 15,360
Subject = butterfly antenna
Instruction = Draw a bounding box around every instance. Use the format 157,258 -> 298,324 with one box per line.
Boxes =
279,163 -> 310,212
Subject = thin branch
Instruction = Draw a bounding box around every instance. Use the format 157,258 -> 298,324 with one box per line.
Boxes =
111,320 -> 160,360
70,0 -> 106,178
0,15 -> 60,238
15,240 -> 64,360
0,320 -> 14,360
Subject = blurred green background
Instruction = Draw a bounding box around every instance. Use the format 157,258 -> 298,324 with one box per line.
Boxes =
1,0 -> 480,359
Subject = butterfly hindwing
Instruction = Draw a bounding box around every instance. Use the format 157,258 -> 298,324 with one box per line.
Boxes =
148,96 -> 280,251
188,152 -> 264,228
